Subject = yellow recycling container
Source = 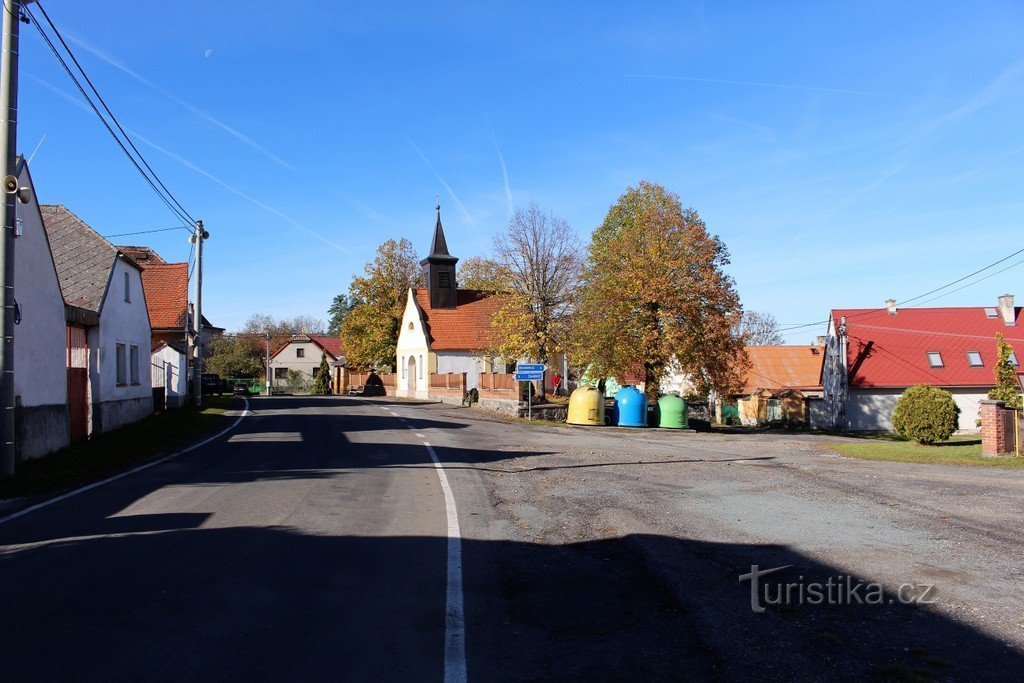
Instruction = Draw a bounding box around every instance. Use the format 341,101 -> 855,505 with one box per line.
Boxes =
567,386 -> 605,425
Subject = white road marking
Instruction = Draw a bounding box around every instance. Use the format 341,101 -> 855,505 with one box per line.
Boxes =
0,398 -> 251,527
421,438 -> 467,683
371,399 -> 467,680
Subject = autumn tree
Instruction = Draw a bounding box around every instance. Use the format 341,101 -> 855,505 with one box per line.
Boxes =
570,181 -> 747,400
458,256 -> 510,292
487,204 -> 583,363
340,238 -> 420,369
737,310 -> 784,345
988,333 -> 1022,408
206,335 -> 265,378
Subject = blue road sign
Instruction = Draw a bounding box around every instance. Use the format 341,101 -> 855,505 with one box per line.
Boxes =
516,363 -> 545,373
514,372 -> 544,382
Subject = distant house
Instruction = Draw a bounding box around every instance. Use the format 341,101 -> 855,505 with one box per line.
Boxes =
42,204 -> 153,435
152,340 -> 188,409
735,345 -> 825,427
395,209 -> 507,399
822,297 -> 1024,432
12,159 -> 71,460
270,333 -> 345,389
115,248 -> 222,406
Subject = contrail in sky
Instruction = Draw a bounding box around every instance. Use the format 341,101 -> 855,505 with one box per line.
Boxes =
490,127 -> 513,217
28,73 -> 348,253
625,74 -> 962,103
66,32 -> 296,172
407,137 -> 480,239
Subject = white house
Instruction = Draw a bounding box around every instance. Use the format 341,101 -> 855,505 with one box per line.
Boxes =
43,204 -> 153,434
152,340 -> 188,409
395,208 -> 507,399
12,159 -> 71,460
821,297 -> 1024,432
270,333 -> 344,390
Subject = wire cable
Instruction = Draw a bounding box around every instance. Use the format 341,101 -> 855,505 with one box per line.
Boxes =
24,3 -> 196,228
102,225 -> 190,238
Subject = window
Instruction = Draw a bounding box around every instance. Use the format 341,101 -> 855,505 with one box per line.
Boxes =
966,351 -> 983,367
419,355 -> 423,378
400,356 -> 405,378
130,345 -> 140,384
115,343 -> 127,385
296,347 -> 305,358
438,271 -> 452,288
124,272 -> 130,302
1010,353 -> 1019,367
985,307 -> 999,318
927,352 -> 944,368
274,367 -> 289,379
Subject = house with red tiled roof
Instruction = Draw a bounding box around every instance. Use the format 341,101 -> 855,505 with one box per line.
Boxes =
395,207 -> 509,399
117,248 -> 223,409
270,332 -> 346,390
733,345 -> 825,427
822,296 -> 1024,431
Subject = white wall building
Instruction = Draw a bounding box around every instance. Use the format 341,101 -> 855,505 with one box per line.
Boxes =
270,333 -> 344,391
12,160 -> 71,460
152,341 -> 188,409
43,204 -> 153,435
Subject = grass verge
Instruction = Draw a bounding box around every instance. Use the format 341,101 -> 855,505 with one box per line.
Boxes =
827,434 -> 1024,468
0,395 -> 241,500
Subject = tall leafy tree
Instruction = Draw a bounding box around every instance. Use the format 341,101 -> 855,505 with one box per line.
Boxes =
340,238 -> 420,369
206,335 -> 265,378
488,204 -> 583,363
457,256 -> 510,292
988,333 -> 1022,408
327,294 -> 355,336
571,181 -> 747,399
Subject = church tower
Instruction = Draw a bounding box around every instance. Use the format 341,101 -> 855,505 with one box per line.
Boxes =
420,204 -> 459,310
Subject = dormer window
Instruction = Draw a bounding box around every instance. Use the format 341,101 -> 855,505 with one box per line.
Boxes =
985,307 -> 999,318
927,352 -> 944,368
966,351 -> 983,367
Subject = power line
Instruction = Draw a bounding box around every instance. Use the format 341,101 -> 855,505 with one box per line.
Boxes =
102,225 -> 190,238
23,3 -> 196,228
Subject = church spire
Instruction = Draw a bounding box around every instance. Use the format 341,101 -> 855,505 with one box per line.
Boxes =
420,203 -> 458,309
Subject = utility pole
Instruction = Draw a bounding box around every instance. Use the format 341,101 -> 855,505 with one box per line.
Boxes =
265,330 -> 271,396
0,0 -> 23,477
190,220 -> 208,406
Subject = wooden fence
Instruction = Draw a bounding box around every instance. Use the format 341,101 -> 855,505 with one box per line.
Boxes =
339,370 -> 396,396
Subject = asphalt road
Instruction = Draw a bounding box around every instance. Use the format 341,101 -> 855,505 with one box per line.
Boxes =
1,396 -> 1022,681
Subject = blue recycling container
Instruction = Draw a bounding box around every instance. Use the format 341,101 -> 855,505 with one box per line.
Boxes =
614,386 -> 648,427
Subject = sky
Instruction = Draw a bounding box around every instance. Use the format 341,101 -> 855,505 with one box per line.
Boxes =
15,1 -> 1024,341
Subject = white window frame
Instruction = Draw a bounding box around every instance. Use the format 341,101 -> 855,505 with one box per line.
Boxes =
927,351 -> 944,368
115,343 -> 127,385
966,351 -> 983,367
1010,353 -> 1019,367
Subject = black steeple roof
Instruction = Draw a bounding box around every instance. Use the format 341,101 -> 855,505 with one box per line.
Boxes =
420,204 -> 458,266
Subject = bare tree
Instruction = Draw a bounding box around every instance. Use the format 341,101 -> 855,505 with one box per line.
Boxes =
738,310 -> 784,346
491,203 -> 584,362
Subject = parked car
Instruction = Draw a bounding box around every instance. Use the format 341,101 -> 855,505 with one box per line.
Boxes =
201,373 -> 229,395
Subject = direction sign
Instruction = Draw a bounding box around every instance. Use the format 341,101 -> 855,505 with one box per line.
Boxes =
514,371 -> 544,382
516,363 -> 545,373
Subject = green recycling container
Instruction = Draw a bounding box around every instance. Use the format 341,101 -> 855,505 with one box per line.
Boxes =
656,394 -> 688,429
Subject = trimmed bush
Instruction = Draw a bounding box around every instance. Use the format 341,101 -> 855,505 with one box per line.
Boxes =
891,385 -> 959,444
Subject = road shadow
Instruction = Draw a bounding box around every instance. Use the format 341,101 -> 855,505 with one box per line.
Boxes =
0,527 -> 1019,680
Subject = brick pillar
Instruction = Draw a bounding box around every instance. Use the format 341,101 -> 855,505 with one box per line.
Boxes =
980,400 -> 1011,456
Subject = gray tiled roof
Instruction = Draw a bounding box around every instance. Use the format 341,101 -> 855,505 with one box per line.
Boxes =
40,205 -> 119,313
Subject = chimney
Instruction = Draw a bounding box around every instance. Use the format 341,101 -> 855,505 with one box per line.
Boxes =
998,294 -> 1015,326
886,298 -> 897,315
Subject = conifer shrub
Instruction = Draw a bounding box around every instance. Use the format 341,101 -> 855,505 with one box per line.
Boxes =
891,385 -> 959,444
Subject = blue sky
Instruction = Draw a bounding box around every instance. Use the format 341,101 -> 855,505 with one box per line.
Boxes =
16,1 -> 1024,340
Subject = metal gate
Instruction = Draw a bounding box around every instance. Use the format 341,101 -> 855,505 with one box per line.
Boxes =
67,326 -> 89,442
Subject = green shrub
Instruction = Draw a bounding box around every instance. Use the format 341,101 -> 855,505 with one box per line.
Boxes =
891,385 -> 959,444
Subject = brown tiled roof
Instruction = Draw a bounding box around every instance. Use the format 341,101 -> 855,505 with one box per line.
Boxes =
140,263 -> 188,330
414,288 -> 507,351
118,245 -> 167,266
742,345 -> 824,394
270,333 -> 347,361
41,204 -> 127,313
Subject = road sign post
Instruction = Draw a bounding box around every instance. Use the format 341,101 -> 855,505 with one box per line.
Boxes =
515,363 -> 546,421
